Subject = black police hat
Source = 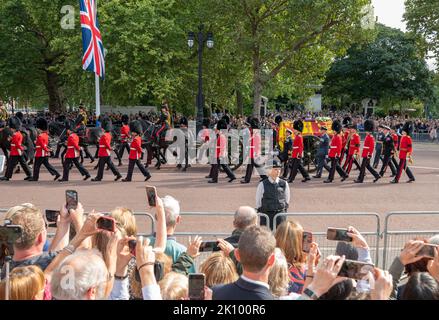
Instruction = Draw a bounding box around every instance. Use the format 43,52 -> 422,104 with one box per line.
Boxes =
265,159 -> 282,169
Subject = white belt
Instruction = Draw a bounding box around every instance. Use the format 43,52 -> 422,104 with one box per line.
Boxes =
130,148 -> 136,150
11,144 -> 16,146
293,147 -> 299,149
99,145 -> 105,148
68,146 -> 75,149
330,146 -> 337,149
36,146 -> 41,148
363,147 -> 370,149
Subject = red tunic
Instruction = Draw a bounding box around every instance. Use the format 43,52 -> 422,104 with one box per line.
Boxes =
362,134 -> 375,158
120,125 -> 130,143
249,129 -> 261,159
392,133 -> 399,150
341,131 -> 349,151
98,132 -> 112,157
10,131 -> 24,156
65,133 -> 81,159
215,133 -> 227,159
348,133 -> 361,156
292,134 -> 304,159
398,135 -> 413,159
328,134 -> 342,158
35,132 -> 50,158
129,136 -> 143,160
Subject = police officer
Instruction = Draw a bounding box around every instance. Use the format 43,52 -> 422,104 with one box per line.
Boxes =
379,125 -> 397,177
314,126 -> 331,178
241,117 -> 267,183
29,118 -> 60,181
373,126 -> 385,169
92,117 -> 122,182
117,114 -> 131,166
391,121 -> 415,184
287,120 -> 311,183
256,160 -> 290,231
280,128 -> 293,179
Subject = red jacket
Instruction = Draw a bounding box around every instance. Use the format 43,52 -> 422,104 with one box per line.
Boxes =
398,135 -> 413,159
35,132 -> 50,158
328,134 -> 342,158
348,133 -> 361,156
129,136 -> 143,160
362,134 -> 375,158
292,134 -> 304,159
10,131 -> 24,156
249,129 -> 261,159
98,132 -> 112,157
392,133 -> 399,150
66,133 -> 81,159
341,131 -> 349,151
120,125 -> 130,143
215,133 -> 227,159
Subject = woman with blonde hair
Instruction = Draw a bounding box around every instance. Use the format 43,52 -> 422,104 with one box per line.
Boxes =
0,265 -> 45,300
200,252 -> 238,288
159,272 -> 188,300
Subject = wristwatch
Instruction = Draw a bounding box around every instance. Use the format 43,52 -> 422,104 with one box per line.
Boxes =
303,288 -> 319,300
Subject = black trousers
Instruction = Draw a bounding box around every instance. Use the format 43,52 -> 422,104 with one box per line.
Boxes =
95,156 -> 121,180
209,159 -> 235,181
82,145 -> 94,161
316,154 -> 331,176
343,154 -> 361,175
62,157 -> 90,181
243,158 -> 266,182
118,142 -> 130,160
126,159 -> 151,181
373,144 -> 383,168
5,155 -> 32,178
259,210 -> 287,231
357,157 -> 380,182
327,157 -> 347,181
395,158 -> 415,182
281,160 -> 290,178
380,154 -> 397,176
33,157 -> 60,180
288,158 -> 310,181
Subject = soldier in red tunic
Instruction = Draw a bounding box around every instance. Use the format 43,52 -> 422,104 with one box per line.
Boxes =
122,120 -> 151,182
343,124 -> 361,176
391,121 -> 415,184
0,117 -> 32,181
354,120 -> 381,183
324,120 -> 348,183
117,114 -> 130,166
92,117 -> 122,182
29,118 -> 60,181
59,121 -> 91,182
287,120 -> 311,183
340,117 -> 352,165
241,117 -> 267,184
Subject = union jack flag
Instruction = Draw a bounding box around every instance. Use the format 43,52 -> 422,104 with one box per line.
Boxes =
79,0 -> 105,78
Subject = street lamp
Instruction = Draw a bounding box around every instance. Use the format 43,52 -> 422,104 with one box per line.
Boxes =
187,25 -> 214,130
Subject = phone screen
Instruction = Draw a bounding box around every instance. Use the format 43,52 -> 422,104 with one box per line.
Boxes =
0,225 -> 23,244
145,186 -> 156,207
66,190 -> 78,211
416,244 -> 438,258
327,228 -> 353,242
189,274 -> 205,300
96,217 -> 116,232
199,241 -> 219,252
338,259 -> 375,280
302,231 -> 313,253
128,240 -> 137,256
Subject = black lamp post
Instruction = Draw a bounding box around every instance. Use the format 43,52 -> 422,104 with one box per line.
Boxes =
188,25 -> 214,129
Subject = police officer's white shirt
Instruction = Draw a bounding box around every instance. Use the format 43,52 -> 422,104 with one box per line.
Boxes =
256,177 -> 290,209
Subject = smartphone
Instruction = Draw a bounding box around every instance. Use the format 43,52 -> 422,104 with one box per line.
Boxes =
188,273 -> 205,300
45,210 -> 60,227
302,231 -> 313,253
0,225 -> 23,244
338,259 -> 375,280
128,239 -> 137,256
199,241 -> 219,252
145,186 -> 157,207
96,216 -> 116,232
65,190 -> 78,211
416,244 -> 438,259
327,228 -> 353,242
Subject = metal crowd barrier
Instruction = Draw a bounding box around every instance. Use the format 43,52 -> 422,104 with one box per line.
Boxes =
382,211 -> 439,269
273,212 -> 381,266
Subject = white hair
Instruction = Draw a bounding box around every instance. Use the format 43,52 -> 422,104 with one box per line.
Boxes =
161,195 -> 180,228
234,206 -> 258,230
51,249 -> 108,300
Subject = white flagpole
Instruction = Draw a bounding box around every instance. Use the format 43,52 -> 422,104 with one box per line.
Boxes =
95,73 -> 100,117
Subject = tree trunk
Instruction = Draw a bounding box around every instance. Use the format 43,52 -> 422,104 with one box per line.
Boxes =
45,70 -> 64,113
236,89 -> 243,116
253,79 -> 263,118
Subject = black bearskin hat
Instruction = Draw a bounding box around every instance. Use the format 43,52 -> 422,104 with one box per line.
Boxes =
179,117 -> 188,127
121,114 -> 129,124
216,119 -> 227,130
129,120 -> 143,135
8,116 -> 21,130
202,118 -> 210,128
364,120 -> 375,132
74,114 -> 84,127
15,111 -> 24,121
332,120 -> 342,134
65,120 -> 74,132
36,118 -> 48,131
101,117 -> 113,132
275,115 -> 283,125
342,116 -> 352,128
402,121 -> 413,136
250,117 -> 260,129
293,119 -> 304,133
221,115 -> 230,125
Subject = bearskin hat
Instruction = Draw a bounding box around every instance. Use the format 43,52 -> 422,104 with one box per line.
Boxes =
293,119 -> 304,133
402,121 -> 413,136
342,116 -> 352,128
129,120 -> 143,135
250,117 -> 260,129
74,114 -> 84,127
65,120 -> 74,132
332,120 -> 342,134
274,115 -> 283,125
15,112 -> 24,121
221,115 -> 230,125
179,117 -> 188,127
216,119 -> 228,130
364,119 -> 375,132
36,118 -> 48,131
121,114 -> 129,124
101,117 -> 113,132
8,116 -> 22,130
202,118 -> 210,128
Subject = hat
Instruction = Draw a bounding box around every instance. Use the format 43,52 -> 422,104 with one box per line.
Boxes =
249,117 -> 260,129
36,118 -> 48,131
74,114 -> 85,127
179,117 -> 188,127
202,118 -> 210,128
402,121 -> 413,135
65,120 -> 74,132
342,117 -> 352,128
274,115 -> 283,125
216,119 -> 227,130
266,159 -> 282,169
101,117 -> 113,132
15,112 -> 24,120
364,120 -> 375,132
121,114 -> 129,124
129,120 -> 143,135
293,120 -> 304,133
221,115 -> 230,125
332,120 -> 342,134
320,126 -> 328,131
349,123 -> 357,130
8,116 -> 21,130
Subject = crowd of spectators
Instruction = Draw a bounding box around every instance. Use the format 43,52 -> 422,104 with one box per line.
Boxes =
1,190 -> 439,300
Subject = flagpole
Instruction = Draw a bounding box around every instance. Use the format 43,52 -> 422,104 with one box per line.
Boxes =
95,73 -> 100,117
